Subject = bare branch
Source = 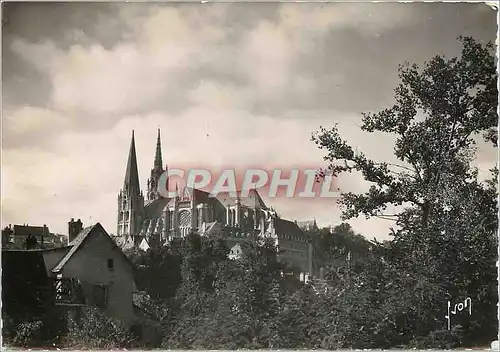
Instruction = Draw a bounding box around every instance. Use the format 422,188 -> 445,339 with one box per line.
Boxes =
375,216 -> 398,222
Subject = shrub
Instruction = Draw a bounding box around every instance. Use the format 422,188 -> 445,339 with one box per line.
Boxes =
409,326 -> 464,349
60,307 -> 138,349
11,320 -> 44,347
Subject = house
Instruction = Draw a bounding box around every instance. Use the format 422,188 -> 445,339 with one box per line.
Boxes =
2,222 -> 137,326
228,243 -> 243,260
1,224 -> 67,250
50,223 -> 136,325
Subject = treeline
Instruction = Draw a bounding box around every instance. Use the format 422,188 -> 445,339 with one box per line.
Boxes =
130,220 -> 496,349
4,219 -> 497,349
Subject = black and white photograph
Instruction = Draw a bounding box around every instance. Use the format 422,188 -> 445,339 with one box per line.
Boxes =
1,1 -> 499,350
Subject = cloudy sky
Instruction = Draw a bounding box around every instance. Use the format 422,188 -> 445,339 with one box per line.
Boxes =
2,1 -> 497,241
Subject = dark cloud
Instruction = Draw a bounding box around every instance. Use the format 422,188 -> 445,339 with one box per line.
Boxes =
280,3 -> 497,115
2,3 -> 113,107
2,2 -> 497,145
2,2 -> 125,47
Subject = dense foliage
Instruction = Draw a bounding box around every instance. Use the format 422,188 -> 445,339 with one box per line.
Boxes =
3,37 -> 497,349
311,36 -> 498,347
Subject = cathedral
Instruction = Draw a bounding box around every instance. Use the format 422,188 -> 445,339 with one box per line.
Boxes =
114,130 -> 313,275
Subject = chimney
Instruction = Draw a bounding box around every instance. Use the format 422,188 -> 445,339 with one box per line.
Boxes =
41,224 -> 47,249
68,218 -> 84,243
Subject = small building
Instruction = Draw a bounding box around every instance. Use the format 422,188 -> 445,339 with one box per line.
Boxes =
2,224 -> 68,250
228,243 -> 243,260
2,222 -> 136,326
50,223 -> 136,325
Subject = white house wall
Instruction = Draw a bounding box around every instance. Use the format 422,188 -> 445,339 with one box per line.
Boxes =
58,231 -> 135,325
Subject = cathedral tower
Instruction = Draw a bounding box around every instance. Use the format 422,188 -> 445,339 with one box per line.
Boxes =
117,131 -> 144,238
147,128 -> 167,201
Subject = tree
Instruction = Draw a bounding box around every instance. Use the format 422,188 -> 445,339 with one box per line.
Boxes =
162,233 -> 231,348
312,36 -> 498,346
313,36 -> 496,227
2,226 -> 13,247
308,223 -> 373,276
209,235 -> 288,348
132,244 -> 182,300
162,233 -> 300,349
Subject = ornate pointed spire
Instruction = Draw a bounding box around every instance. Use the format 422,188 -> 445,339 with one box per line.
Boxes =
154,128 -> 163,169
123,130 -> 140,194
146,128 -> 165,201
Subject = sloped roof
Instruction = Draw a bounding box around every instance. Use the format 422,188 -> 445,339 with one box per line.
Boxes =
296,220 -> 315,226
52,223 -> 133,273
143,197 -> 170,219
177,186 -> 213,203
192,188 -> 212,203
68,225 -> 95,246
296,220 -> 319,231
13,225 -> 50,237
198,221 -> 222,236
228,243 -> 243,260
240,189 -> 268,209
139,238 -> 150,252
274,218 -> 308,240
52,225 -> 97,272
151,186 -> 268,211
176,187 -> 268,210
214,189 -> 268,209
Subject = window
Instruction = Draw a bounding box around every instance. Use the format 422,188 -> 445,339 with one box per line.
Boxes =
169,210 -> 174,229
198,208 -> 203,227
93,285 -> 108,308
107,258 -> 114,270
54,277 -> 85,306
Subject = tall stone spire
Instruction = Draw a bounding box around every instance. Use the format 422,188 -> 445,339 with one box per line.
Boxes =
124,130 -> 140,194
147,128 -> 165,201
117,130 -> 144,239
154,128 -> 163,169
